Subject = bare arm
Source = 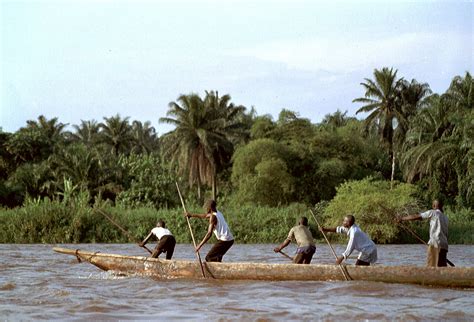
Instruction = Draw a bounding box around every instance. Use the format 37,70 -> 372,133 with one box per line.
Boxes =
186,212 -> 208,219
139,231 -> 154,247
399,214 -> 422,222
274,239 -> 291,253
320,227 -> 336,233
196,214 -> 217,252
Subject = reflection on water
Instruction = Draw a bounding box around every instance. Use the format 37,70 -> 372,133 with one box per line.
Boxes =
0,244 -> 473,320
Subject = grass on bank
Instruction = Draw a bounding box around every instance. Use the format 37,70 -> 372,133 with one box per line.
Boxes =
0,196 -> 473,244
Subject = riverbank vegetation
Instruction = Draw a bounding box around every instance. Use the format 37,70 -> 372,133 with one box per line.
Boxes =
1,70 -> 473,244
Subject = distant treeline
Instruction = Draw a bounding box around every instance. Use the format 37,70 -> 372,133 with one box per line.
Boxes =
0,69 -> 473,243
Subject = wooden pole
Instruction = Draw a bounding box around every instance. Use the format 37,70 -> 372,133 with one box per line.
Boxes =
309,209 -> 351,281
398,222 -> 455,267
279,250 -> 294,261
175,182 -> 206,278
95,208 -> 152,254
378,203 -> 455,267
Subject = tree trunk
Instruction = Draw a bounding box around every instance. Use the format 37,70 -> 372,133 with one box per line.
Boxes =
197,178 -> 201,201
390,152 -> 396,190
212,170 -> 217,201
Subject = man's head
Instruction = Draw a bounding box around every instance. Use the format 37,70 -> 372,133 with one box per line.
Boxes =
299,216 -> 308,226
157,219 -> 166,228
204,199 -> 217,213
432,199 -> 443,211
343,215 -> 355,228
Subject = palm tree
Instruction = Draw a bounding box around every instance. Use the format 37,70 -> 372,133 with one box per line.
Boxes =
443,72 -> 473,111
99,115 -> 133,156
71,120 -> 100,147
160,92 -> 246,200
395,79 -> 432,140
353,67 -> 403,186
401,94 -> 452,182
160,94 -> 210,199
203,91 -> 248,197
442,72 -> 474,205
321,110 -> 355,129
402,73 -> 474,206
26,115 -> 68,143
7,115 -> 67,163
204,90 -> 248,145
130,120 -> 158,154
49,143 -> 100,192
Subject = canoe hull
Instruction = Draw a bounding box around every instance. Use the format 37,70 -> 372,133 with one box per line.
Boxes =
53,247 -> 474,288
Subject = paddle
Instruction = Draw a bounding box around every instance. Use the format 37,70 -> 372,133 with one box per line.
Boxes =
309,209 -> 351,281
398,221 -> 455,267
95,208 -> 152,254
279,250 -> 294,261
378,204 -> 455,267
175,182 -> 206,278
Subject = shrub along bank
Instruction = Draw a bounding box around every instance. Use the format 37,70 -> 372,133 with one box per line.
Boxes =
0,196 -> 472,244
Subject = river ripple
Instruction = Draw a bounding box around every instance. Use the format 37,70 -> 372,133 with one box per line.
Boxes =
1,244 -> 473,320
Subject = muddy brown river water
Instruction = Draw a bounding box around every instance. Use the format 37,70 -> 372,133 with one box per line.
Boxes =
1,244 -> 473,320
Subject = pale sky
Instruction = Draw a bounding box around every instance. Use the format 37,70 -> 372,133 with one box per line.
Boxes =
1,0 -> 472,135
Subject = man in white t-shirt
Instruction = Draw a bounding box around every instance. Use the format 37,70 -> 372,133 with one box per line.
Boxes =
139,219 -> 176,259
398,199 -> 449,267
320,215 -> 377,266
185,199 -> 234,262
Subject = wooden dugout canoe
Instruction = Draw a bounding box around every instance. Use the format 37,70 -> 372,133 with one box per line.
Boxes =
53,247 -> 474,288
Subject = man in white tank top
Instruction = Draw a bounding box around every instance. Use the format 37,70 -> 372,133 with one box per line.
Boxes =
186,199 -> 234,262
139,219 -> 176,259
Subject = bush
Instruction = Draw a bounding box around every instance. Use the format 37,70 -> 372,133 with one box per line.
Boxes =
319,177 -> 423,243
0,187 -> 472,244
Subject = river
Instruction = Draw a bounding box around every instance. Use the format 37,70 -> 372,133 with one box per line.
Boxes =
1,244 -> 473,320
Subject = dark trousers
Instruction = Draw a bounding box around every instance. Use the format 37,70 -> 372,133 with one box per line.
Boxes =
206,240 -> 234,262
438,248 -> 448,267
355,259 -> 370,266
151,235 -> 176,260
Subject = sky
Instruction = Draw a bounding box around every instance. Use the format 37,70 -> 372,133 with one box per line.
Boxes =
1,0 -> 472,135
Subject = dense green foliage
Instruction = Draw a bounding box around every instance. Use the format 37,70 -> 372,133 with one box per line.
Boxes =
159,91 -> 248,201
1,71 -> 473,243
0,197 -> 472,244
317,178 -> 422,243
0,196 -> 308,243
231,139 -> 295,206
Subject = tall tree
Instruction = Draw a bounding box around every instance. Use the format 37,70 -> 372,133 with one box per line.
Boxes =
160,92 -> 246,200
48,143 -> 101,192
250,115 -> 275,140
160,94 -> 208,199
130,120 -> 158,154
203,90 -> 248,197
353,67 -> 403,186
70,120 -> 100,147
26,115 -> 67,144
402,72 -> 473,206
231,138 -> 295,206
99,115 -> 133,156
395,79 -> 432,142
6,115 -> 67,164
321,110 -> 355,129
